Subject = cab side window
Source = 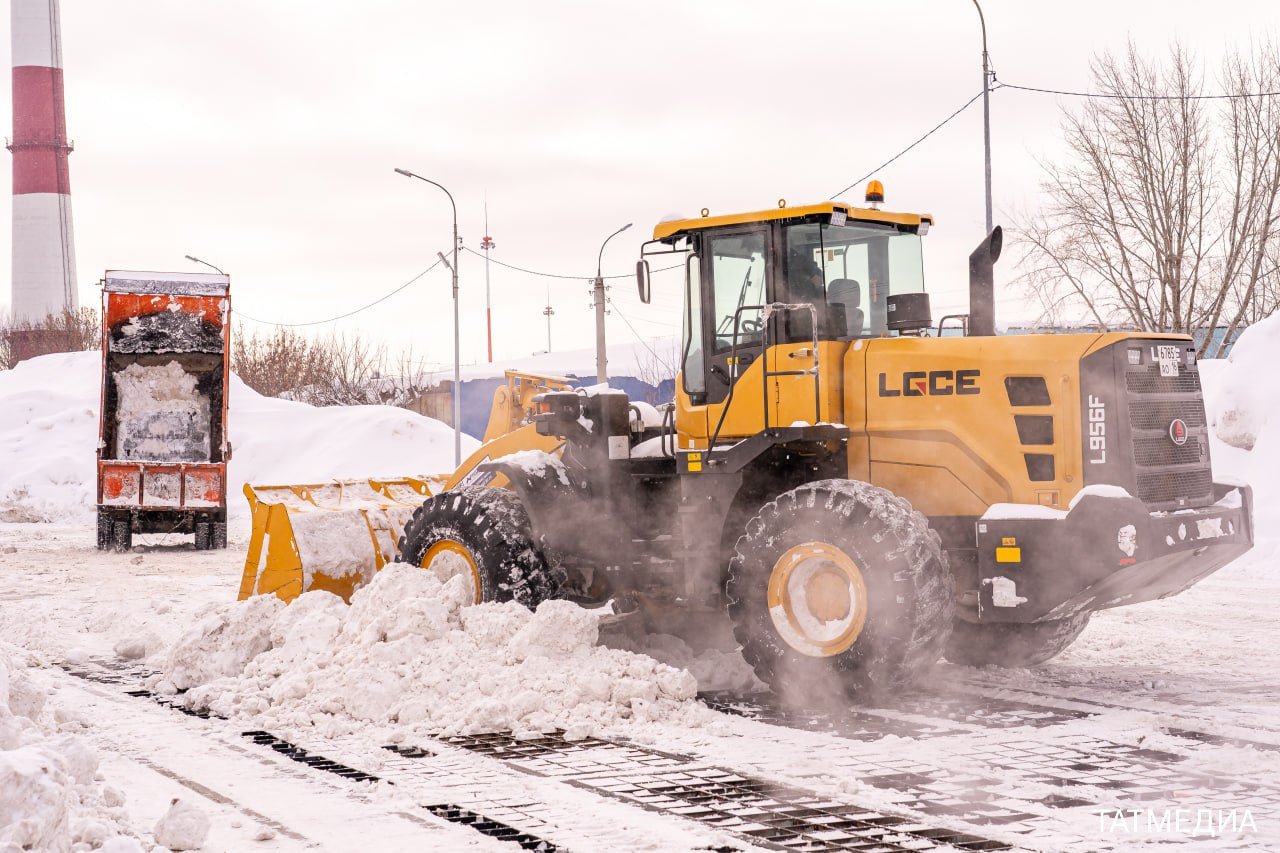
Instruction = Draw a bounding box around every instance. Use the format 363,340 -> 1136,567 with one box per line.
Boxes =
709,232 -> 767,353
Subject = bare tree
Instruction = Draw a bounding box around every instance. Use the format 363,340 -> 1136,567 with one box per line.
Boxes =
232,325 -> 389,406
1,308 -> 101,369
1015,41 -> 1280,355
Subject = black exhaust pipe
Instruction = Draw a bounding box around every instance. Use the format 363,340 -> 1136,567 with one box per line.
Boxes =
968,225 -> 1002,337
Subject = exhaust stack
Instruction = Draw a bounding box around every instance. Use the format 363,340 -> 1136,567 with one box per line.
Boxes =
8,0 -> 77,329
968,225 -> 1001,337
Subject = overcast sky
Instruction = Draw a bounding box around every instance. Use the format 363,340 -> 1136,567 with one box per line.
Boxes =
1,1 -> 1274,370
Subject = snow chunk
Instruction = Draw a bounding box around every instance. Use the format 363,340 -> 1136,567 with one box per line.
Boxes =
153,799 -> 210,851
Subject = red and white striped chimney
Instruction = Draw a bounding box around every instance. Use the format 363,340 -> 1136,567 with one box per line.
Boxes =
8,0 -> 77,324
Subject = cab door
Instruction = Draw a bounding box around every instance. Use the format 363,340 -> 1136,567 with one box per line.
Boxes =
701,227 -> 768,409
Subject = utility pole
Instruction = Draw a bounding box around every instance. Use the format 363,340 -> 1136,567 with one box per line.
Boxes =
973,0 -> 994,234
481,200 -> 495,363
543,285 -> 554,352
594,222 -> 631,384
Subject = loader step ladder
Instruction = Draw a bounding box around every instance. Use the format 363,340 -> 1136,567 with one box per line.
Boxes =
706,302 -> 822,465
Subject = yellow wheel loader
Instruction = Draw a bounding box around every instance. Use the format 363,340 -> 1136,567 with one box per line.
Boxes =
242,186 -> 1254,697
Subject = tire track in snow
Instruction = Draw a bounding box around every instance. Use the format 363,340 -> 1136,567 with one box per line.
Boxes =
51,669 -> 498,851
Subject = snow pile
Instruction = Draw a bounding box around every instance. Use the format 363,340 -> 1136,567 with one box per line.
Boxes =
0,644 -> 142,851
0,352 -> 99,523
1201,319 -> 1280,544
0,351 -> 475,524
1203,313 -> 1280,451
153,565 -> 707,740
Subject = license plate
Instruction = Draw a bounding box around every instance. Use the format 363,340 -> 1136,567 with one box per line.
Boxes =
1154,345 -> 1180,377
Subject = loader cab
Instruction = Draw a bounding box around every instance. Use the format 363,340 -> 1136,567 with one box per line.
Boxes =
645,200 -> 933,408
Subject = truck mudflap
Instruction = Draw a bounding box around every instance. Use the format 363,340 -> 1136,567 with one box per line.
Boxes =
975,483 -> 1253,623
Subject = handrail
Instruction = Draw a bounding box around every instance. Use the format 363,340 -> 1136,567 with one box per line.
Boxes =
704,302 -> 821,467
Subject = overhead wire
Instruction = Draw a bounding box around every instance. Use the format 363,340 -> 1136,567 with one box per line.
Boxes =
993,78 -> 1280,101
235,251 -> 449,327
829,90 -> 985,199
462,245 -> 682,280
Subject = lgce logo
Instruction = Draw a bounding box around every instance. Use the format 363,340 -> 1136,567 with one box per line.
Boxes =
878,369 -> 980,397
1169,418 -> 1189,446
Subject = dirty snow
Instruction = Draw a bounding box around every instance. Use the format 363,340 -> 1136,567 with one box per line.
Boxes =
112,360 -> 212,463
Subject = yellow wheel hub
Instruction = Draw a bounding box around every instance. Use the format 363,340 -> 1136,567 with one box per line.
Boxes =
766,541 -> 868,657
421,539 -> 482,604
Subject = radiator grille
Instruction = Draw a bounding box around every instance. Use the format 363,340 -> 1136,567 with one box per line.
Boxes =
1129,399 -> 1208,430
1132,436 -> 1203,467
1126,369 -> 1202,395
1135,468 -> 1214,506
1124,353 -> 1214,507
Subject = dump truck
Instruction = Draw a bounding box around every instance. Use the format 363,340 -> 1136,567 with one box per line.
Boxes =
241,187 -> 1253,696
97,271 -> 231,552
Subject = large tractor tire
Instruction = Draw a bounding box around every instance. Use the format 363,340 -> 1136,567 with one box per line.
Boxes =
945,612 -> 1091,668
397,486 -> 561,609
727,479 -> 954,698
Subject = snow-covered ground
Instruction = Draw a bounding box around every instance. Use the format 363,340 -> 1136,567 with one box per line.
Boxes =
3,323 -> 1280,851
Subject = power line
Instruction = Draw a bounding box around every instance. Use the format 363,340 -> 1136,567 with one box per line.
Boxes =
830,90 -> 985,200
462,245 -> 682,280
605,294 -> 678,372
236,252 -> 448,327
994,78 -> 1280,101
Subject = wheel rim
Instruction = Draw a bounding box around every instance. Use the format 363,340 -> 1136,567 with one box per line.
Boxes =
766,541 -> 868,658
421,539 -> 482,604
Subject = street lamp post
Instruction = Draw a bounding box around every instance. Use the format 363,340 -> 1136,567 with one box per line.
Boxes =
185,254 -> 226,275
593,222 -> 632,384
972,0 -> 994,234
394,167 -> 462,466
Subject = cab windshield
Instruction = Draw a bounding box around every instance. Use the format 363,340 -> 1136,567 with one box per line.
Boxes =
783,221 -> 925,338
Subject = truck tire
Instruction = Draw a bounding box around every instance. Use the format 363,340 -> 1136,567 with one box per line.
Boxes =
945,612 -> 1091,668
727,479 -> 954,698
96,510 -> 113,551
211,521 -> 228,549
110,519 -> 132,553
397,486 -> 560,609
193,521 -> 211,550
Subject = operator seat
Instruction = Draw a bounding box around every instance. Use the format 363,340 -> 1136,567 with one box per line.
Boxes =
827,279 -> 865,338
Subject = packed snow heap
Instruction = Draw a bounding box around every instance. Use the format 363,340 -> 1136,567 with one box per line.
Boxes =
153,565 -> 708,740
0,644 -> 142,851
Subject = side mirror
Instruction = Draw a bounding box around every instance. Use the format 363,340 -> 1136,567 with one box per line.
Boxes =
636,259 -> 652,304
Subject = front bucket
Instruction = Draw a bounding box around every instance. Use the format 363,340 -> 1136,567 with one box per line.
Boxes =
238,477 -> 442,603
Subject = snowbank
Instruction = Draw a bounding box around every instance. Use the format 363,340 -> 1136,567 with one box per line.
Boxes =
1200,319 -> 1280,571
153,565 -> 708,740
0,351 -> 475,525
1203,314 -> 1280,452
0,643 -> 142,851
